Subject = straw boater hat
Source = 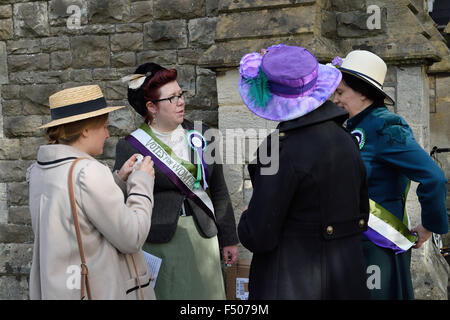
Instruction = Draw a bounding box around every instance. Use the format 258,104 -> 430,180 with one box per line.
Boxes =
238,44 -> 342,122
39,85 -> 125,129
331,50 -> 395,105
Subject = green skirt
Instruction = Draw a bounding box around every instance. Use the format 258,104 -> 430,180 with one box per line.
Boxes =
362,240 -> 414,300
142,216 -> 226,300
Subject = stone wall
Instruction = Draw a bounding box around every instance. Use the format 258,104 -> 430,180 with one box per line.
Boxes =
0,0 -> 449,300
0,0 -> 221,300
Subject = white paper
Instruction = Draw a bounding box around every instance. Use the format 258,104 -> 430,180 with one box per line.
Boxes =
236,277 -> 249,300
142,250 -> 162,288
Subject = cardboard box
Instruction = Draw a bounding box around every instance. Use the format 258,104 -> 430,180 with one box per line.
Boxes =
225,259 -> 251,300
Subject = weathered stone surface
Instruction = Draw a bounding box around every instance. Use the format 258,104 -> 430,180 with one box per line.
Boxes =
184,109 -> 218,127
71,35 -> 110,68
0,223 -> 33,243
0,276 -> 29,300
8,206 -> 31,225
22,84 -> 59,108
174,65 -> 196,92
0,160 -> 31,182
13,2 -> 49,37
0,18 -> 13,40
144,20 -> 188,50
0,243 -> 33,274
116,23 -> 143,33
0,5 -> 12,18
10,70 -> 70,85
329,0 -> 365,11
216,6 -> 315,41
0,41 -> 7,84
107,107 -> 136,136
110,33 -> 143,52
0,138 -> 19,160
20,137 -> 47,160
188,18 -> 217,47
1,85 -> 21,100
153,0 -> 205,19
219,0 -> 315,12
69,69 -> 93,82
3,116 -> 44,138
130,1 -> 153,23
189,72 -> 218,110
178,48 -> 205,64
50,51 -> 72,70
336,9 -> 386,38
7,182 -> 28,207
41,37 -> 70,53
105,81 -> 127,100
88,0 -> 131,23
112,52 -> 136,68
137,50 -> 177,65
49,0 -> 88,26
6,39 -> 40,55
1,100 -> 21,116
8,54 -> 50,72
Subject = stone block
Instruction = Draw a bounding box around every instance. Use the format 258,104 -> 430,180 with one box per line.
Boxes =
107,107 -> 135,136
137,50 -> 177,66
222,164 -> 243,195
144,20 -> 188,50
3,116 -> 44,138
175,65 -> 196,92
0,223 -> 33,243
71,35 -> 110,69
10,70 -> 70,85
153,0 -> 205,19
0,18 -> 13,40
1,85 -> 21,100
188,17 -> 217,48
7,182 -> 28,207
112,52 -> 136,68
8,206 -> 31,225
0,138 -> 19,160
22,84 -> 59,108
2,100 -> 22,116
178,48 -> 206,64
0,243 -> 33,274
216,68 -> 241,106
336,9 -> 386,38
396,66 -> 427,126
0,183 -> 7,224
0,5 -> 12,19
8,54 -> 50,72
0,41 -> 7,85
41,37 -> 70,53
110,33 -> 143,52
105,81 -> 127,100
0,276 -> 29,300
191,72 -> 218,110
50,51 -> 72,70
216,6 -> 315,41
0,160 -> 31,183
219,0 -> 315,12
6,39 -> 40,55
88,0 -> 131,23
49,0 -> 88,26
116,23 -> 143,33
183,109 -> 218,127
69,69 -> 93,82
130,1 -> 153,23
13,2 -> 49,37
20,137 -> 47,160
100,136 -> 118,160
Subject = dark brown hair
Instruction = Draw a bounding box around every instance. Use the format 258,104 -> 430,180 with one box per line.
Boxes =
46,113 -> 108,145
342,73 -> 385,103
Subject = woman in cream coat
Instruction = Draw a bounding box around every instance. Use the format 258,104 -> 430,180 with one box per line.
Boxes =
27,85 -> 156,300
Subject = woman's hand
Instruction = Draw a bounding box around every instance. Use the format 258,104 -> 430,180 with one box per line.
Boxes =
118,153 -> 141,181
223,245 -> 239,266
137,156 -> 155,178
411,224 -> 432,249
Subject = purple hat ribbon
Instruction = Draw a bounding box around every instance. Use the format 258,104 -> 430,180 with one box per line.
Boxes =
268,66 -> 319,98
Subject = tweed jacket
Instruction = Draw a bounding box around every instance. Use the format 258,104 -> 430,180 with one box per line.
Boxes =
28,144 -> 156,300
114,119 -> 239,247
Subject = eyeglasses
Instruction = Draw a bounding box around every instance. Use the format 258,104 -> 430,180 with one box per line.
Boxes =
153,91 -> 186,104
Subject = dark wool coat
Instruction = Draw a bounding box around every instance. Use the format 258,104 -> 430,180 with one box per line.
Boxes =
238,101 -> 371,300
114,119 -> 239,248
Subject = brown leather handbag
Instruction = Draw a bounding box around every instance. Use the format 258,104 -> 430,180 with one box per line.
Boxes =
68,158 -> 144,300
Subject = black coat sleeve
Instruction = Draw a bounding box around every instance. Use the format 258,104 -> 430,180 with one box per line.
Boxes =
114,139 -> 139,172
209,163 -> 239,248
238,140 -> 299,254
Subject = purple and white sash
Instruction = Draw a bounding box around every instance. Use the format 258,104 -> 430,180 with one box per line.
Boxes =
126,128 -> 216,222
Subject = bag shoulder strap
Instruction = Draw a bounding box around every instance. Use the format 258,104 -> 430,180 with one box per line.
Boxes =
68,157 -> 92,300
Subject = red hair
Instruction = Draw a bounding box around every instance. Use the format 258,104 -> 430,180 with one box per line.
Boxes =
143,68 -> 178,123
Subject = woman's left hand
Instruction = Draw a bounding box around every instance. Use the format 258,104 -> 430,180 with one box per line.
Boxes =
118,153 -> 141,181
223,245 -> 239,265
411,224 -> 432,249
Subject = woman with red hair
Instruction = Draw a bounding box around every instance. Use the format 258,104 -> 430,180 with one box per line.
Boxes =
114,63 -> 239,299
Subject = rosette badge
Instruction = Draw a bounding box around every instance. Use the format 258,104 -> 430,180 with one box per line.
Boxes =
239,52 -> 272,109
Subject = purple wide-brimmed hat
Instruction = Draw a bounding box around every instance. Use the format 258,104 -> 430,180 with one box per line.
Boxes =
238,44 -> 342,121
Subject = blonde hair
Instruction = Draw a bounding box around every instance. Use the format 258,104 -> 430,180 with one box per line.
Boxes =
46,113 -> 108,145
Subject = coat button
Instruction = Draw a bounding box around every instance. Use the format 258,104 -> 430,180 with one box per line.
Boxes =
359,219 -> 365,228
326,225 -> 334,235
279,132 -> 286,137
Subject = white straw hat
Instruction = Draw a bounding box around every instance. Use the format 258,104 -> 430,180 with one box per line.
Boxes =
39,85 -> 125,129
336,50 -> 394,105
